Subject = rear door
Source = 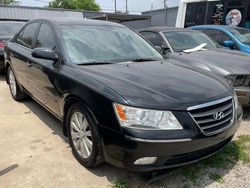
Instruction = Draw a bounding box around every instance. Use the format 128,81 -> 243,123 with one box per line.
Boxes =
9,22 -> 40,89
26,22 -> 60,115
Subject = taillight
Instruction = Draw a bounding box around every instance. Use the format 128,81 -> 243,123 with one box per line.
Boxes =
0,41 -> 6,49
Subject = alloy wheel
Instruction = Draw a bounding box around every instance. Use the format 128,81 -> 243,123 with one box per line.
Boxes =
70,111 -> 93,159
9,69 -> 17,97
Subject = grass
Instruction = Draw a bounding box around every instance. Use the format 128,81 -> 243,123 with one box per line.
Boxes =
181,135 -> 250,183
111,178 -> 128,188
209,173 -> 225,184
201,135 -> 250,168
182,166 -> 199,183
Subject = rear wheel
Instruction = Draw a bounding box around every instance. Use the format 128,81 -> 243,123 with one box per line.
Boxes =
67,103 -> 104,168
7,66 -> 26,101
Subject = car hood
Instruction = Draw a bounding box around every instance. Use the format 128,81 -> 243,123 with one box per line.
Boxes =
76,61 -> 233,111
169,48 -> 250,76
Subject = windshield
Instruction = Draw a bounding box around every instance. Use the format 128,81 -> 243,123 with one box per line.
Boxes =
227,27 -> 250,45
60,25 -> 163,64
0,22 -> 25,36
163,31 -> 218,52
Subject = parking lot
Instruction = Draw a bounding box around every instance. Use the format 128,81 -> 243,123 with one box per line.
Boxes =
0,74 -> 250,188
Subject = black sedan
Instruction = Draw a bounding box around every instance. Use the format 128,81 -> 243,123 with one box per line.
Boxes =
5,18 -> 242,171
0,21 -> 26,74
139,27 -> 250,106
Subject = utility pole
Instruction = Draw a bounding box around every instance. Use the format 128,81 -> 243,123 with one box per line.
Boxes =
164,0 -> 167,9
125,0 -> 128,14
114,0 -> 117,13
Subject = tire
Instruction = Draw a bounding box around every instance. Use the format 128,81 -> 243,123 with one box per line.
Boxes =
7,66 -> 27,101
66,102 -> 104,168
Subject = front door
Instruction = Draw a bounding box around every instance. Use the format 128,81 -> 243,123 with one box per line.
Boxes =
27,22 -> 60,115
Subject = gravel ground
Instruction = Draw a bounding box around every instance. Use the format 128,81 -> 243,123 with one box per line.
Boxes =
0,74 -> 249,188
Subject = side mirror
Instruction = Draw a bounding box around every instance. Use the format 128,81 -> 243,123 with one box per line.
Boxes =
32,48 -> 58,61
155,45 -> 170,55
161,44 -> 171,54
223,40 -> 235,48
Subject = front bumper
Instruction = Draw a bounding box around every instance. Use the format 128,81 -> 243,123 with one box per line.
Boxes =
100,106 -> 242,172
235,87 -> 250,106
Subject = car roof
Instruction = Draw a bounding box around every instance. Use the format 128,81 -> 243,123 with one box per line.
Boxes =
29,18 -> 125,27
191,25 -> 237,30
138,26 -> 197,33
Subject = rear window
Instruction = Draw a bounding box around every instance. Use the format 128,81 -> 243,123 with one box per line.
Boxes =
0,22 -> 25,36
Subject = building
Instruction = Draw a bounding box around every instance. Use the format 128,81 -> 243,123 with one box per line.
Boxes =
0,4 -> 180,30
176,0 -> 250,28
0,4 -> 150,28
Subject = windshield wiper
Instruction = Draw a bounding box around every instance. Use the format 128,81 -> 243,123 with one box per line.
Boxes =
77,61 -> 113,66
183,43 -> 208,53
129,58 -> 157,62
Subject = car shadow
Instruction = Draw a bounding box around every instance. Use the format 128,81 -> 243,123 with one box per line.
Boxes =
242,106 -> 250,120
0,74 -> 6,81
22,99 -> 131,184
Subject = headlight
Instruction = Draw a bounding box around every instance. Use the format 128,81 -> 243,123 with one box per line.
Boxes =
113,103 -> 183,130
225,75 -> 246,86
234,92 -> 239,110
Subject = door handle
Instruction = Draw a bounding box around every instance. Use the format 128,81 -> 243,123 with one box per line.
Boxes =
27,61 -> 33,68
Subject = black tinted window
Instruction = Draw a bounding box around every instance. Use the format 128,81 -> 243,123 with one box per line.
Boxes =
17,23 -> 39,48
202,30 -> 231,45
140,31 -> 163,47
35,23 -> 56,49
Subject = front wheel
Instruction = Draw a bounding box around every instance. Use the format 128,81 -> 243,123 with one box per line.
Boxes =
67,103 -> 104,168
7,66 -> 26,101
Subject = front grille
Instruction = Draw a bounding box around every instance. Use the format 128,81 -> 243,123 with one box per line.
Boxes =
188,97 -> 234,136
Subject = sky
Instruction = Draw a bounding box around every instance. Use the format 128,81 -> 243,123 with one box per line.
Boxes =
19,0 -> 180,14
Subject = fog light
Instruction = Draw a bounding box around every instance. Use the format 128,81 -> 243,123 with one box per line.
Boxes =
134,157 -> 157,165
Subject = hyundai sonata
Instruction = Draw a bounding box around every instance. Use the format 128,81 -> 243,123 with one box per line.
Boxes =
5,18 -> 242,171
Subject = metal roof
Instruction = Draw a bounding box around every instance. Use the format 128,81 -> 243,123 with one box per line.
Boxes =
88,13 -> 150,23
0,5 -> 150,23
0,4 -> 83,21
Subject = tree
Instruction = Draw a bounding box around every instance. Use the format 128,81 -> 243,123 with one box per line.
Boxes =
0,0 -> 18,4
49,0 -> 100,11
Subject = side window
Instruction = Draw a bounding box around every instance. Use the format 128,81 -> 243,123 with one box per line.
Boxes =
202,29 -> 231,45
140,31 -> 164,47
35,23 -> 56,49
16,23 -> 39,48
